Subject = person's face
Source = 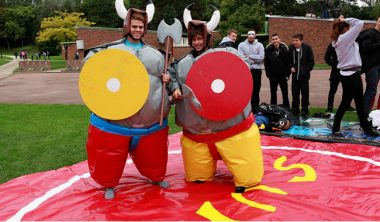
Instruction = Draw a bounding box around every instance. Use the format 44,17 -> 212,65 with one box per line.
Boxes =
375,17 -> 380,30
248,33 -> 255,42
271,36 -> 280,48
192,34 -> 204,52
130,19 -> 144,40
228,32 -> 237,42
292,38 -> 302,48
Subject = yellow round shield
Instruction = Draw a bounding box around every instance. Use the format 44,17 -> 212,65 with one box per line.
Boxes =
79,49 -> 150,120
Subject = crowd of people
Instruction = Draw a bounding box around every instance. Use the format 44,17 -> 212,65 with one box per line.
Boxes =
14,50 -> 50,61
221,16 -> 380,137
80,0 -> 380,200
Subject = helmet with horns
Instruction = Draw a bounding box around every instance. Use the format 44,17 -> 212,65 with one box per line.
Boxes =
183,4 -> 220,48
115,0 -> 155,37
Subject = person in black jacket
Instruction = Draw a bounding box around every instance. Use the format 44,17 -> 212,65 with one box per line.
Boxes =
264,33 -> 291,110
324,43 -> 340,112
324,43 -> 355,112
288,33 -> 315,117
358,16 -> 380,115
219,29 -> 238,48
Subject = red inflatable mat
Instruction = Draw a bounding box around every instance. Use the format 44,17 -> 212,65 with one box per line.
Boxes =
0,133 -> 379,221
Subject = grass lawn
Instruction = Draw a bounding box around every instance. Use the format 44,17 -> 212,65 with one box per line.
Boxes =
0,55 -> 12,66
0,104 -> 357,184
29,55 -> 66,70
314,64 -> 330,70
50,59 -> 66,70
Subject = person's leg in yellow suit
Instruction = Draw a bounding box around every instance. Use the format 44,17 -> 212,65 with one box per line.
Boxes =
181,124 -> 264,191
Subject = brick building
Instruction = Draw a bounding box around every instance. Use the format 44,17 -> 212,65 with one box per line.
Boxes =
63,16 -> 377,65
266,15 -> 376,64
63,26 -> 192,62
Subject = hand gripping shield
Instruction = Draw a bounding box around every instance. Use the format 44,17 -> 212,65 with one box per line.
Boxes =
186,51 -> 253,121
79,49 -> 150,120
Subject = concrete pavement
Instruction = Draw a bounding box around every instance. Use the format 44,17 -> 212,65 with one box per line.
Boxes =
0,56 -> 19,80
0,62 -> 379,108
0,68 -> 335,107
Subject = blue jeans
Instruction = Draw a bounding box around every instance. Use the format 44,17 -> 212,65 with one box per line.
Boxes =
363,65 -> 380,115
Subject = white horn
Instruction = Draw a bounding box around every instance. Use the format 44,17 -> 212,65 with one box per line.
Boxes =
183,3 -> 195,29
207,5 -> 220,32
146,0 -> 155,23
115,0 -> 128,20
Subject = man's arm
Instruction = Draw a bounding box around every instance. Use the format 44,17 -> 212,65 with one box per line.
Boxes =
281,47 -> 291,77
248,43 -> 265,63
307,45 -> 315,72
360,30 -> 380,53
167,61 -> 182,100
324,44 -> 333,66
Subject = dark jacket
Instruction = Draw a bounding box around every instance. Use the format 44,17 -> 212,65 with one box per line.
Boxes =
264,43 -> 291,80
219,36 -> 236,48
288,43 -> 315,81
324,43 -> 340,78
357,28 -> 380,73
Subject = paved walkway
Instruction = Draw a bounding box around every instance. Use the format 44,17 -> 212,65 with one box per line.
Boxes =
0,59 -> 379,108
0,56 -> 19,80
0,68 -> 335,107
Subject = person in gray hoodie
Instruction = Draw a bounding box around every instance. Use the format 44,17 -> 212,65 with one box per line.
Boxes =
238,30 -> 265,113
219,29 -> 238,48
331,16 -> 379,137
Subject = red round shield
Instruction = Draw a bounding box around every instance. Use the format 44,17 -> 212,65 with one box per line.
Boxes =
186,51 -> 253,121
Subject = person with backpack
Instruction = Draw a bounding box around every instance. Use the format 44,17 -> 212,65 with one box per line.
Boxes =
357,16 -> 380,115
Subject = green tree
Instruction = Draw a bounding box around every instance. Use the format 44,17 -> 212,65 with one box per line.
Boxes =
36,11 -> 95,50
0,21 -> 24,49
0,6 -> 36,49
220,1 -> 265,39
80,0 -> 125,28
262,0 -> 305,16
370,2 -> 380,19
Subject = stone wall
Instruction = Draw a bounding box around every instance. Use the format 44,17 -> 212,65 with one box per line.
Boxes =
19,61 -> 51,72
66,60 -> 83,72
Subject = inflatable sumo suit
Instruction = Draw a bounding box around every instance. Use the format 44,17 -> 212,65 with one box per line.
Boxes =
85,1 -> 170,189
170,5 -> 263,190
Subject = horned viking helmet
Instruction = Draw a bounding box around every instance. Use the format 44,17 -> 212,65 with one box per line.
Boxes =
115,0 -> 155,37
183,3 -> 220,48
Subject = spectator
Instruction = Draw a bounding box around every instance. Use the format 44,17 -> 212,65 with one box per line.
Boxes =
324,43 -> 355,112
358,16 -> 380,115
219,28 -> 238,48
288,33 -> 315,117
20,51 -> 26,60
330,16 -> 379,137
238,30 -> 265,113
264,33 -> 291,110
